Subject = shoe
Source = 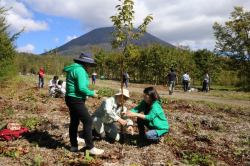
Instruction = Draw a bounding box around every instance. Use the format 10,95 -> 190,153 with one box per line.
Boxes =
77,137 -> 85,144
70,146 -> 78,152
89,147 -> 104,155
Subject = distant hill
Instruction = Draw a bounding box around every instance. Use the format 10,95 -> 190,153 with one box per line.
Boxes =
50,27 -> 174,56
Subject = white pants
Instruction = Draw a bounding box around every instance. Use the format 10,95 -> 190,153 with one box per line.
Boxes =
92,117 -> 120,141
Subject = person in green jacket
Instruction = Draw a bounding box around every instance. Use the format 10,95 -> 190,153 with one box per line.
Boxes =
125,87 -> 169,147
64,52 -> 104,155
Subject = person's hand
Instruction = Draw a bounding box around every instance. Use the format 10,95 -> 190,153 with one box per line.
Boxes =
117,118 -> 127,126
93,90 -> 98,98
124,111 -> 136,117
127,126 -> 134,135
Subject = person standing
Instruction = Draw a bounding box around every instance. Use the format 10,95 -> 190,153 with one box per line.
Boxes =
123,72 -> 129,88
38,67 -> 45,88
63,52 -> 104,155
182,72 -> 190,92
91,72 -> 97,85
202,73 -> 209,92
167,68 -> 177,95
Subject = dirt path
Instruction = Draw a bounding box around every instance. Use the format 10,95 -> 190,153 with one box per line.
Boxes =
95,80 -> 250,108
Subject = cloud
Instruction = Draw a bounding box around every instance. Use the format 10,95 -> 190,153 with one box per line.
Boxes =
7,0 -> 250,50
66,35 -> 78,42
17,43 -> 35,53
1,0 -> 48,32
54,37 -> 59,43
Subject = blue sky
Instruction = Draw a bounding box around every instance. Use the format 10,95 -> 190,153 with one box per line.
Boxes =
1,0 -> 249,54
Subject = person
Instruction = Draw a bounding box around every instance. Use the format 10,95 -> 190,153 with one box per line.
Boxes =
202,73 -> 209,92
38,67 -> 45,88
182,72 -> 190,92
91,72 -> 97,85
63,52 -> 104,155
48,76 -> 59,97
54,80 -> 66,98
167,68 -> 177,95
123,72 -> 129,88
124,87 -> 169,147
92,89 -> 133,142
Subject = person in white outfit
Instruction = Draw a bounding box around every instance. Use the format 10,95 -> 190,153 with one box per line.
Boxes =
92,89 -> 133,142
48,76 -> 59,97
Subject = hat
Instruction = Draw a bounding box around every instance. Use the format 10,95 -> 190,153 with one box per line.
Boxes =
115,89 -> 130,98
74,52 -> 96,66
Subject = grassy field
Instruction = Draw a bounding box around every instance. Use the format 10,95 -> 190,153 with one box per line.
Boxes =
0,75 -> 249,165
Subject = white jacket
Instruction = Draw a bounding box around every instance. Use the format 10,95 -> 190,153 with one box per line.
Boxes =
92,97 -> 133,125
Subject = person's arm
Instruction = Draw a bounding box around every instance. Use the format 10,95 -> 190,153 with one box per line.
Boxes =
105,98 -> 124,123
76,68 -> 94,96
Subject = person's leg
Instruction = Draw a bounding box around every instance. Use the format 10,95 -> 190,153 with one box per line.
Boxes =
69,108 -> 80,147
77,103 -> 94,149
184,81 -> 188,91
172,81 -> 175,93
125,80 -> 128,88
145,130 -> 160,141
41,77 -> 44,88
38,77 -> 41,88
104,123 -> 119,141
65,98 -> 80,148
137,118 -> 146,141
92,116 -> 105,136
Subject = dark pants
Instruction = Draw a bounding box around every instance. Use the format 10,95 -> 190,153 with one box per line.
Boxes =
38,77 -> 44,88
202,80 -> 209,92
65,96 -> 94,149
137,118 -> 160,141
183,80 -> 189,92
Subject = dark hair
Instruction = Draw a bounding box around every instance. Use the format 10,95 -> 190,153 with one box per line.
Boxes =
170,68 -> 174,72
58,80 -> 63,85
53,76 -> 59,80
143,87 -> 160,102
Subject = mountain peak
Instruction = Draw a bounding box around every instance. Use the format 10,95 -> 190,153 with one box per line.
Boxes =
52,27 -> 174,56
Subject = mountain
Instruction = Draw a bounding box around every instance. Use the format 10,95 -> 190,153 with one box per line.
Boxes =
51,27 -> 174,56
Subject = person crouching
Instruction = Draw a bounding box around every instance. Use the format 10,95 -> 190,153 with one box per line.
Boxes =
92,89 -> 133,142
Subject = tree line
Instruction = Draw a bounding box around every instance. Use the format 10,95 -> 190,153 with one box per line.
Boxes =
0,5 -> 249,90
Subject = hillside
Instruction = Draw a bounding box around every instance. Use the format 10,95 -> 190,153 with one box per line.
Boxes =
51,27 -> 174,56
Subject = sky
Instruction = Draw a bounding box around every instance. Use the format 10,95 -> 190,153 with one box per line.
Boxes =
1,0 -> 249,54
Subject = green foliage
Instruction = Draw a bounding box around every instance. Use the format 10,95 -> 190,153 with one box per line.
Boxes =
20,117 -> 40,130
3,106 -> 15,117
193,49 -> 222,84
83,150 -> 94,164
2,149 -> 20,158
16,52 -> 72,75
33,154 -> 43,166
97,87 -> 115,97
0,6 -> 19,82
182,151 -> 215,166
110,0 -> 153,49
110,0 -> 153,90
213,6 -> 250,89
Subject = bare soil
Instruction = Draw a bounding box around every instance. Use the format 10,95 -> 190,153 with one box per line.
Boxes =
0,76 -> 249,166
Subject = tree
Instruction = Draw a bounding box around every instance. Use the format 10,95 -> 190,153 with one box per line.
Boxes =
0,6 -> 20,81
193,49 -> 221,86
110,0 -> 153,89
213,6 -> 250,89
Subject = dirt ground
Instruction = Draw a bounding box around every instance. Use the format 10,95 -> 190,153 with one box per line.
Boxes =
0,75 -> 249,166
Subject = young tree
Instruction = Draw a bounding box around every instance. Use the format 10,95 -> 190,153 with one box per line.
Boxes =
110,0 -> 153,89
213,6 -> 250,89
0,6 -> 20,81
110,0 -> 153,144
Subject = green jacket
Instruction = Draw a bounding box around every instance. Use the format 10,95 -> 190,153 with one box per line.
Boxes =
63,63 -> 94,99
131,100 -> 169,136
